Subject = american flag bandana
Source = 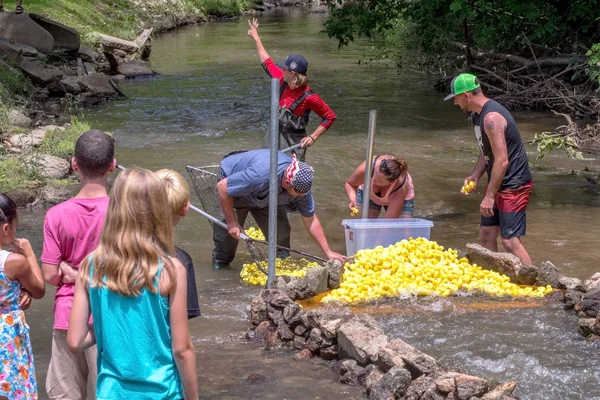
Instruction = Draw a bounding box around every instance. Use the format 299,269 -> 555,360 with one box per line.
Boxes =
286,154 -> 314,194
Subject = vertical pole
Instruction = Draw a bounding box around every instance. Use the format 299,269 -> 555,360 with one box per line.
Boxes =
361,110 -> 377,219
267,78 -> 279,288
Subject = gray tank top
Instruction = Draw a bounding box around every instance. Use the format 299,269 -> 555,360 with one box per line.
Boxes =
471,99 -> 532,190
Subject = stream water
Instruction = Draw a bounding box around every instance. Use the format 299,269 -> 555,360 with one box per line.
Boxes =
19,7 -> 600,399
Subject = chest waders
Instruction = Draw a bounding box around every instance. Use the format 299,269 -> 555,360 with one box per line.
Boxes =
264,83 -> 314,162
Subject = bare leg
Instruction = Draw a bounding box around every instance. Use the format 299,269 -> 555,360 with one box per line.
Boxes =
0,1 -> 4,12
479,225 -> 500,252
502,236 -> 532,265
15,0 -> 23,13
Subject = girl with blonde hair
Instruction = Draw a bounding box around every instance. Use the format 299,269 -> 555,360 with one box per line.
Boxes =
67,167 -> 198,400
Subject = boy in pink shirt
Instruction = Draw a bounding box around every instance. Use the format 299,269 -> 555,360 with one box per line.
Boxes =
41,129 -> 115,400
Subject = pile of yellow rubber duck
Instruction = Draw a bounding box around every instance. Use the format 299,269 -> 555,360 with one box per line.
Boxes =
240,227 -> 320,286
321,237 -> 553,304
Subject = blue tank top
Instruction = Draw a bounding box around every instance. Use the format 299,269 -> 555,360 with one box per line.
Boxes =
89,261 -> 183,400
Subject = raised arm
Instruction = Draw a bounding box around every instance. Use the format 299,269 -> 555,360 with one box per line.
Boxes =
247,18 -> 270,63
5,238 -> 45,299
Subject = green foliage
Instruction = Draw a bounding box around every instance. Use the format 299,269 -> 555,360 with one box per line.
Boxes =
586,43 -> 600,85
0,65 -> 32,103
0,156 -> 40,192
38,119 -> 92,160
529,132 -> 583,160
325,0 -> 600,58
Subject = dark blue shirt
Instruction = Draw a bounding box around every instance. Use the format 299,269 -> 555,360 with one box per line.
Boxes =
220,149 -> 315,217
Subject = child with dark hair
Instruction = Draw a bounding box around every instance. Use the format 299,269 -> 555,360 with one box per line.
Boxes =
41,129 -> 115,400
0,192 -> 45,399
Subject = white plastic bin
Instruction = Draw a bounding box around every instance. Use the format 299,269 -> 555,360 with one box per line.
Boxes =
342,218 -> 434,256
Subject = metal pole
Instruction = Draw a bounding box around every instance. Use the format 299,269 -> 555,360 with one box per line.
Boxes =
267,78 -> 279,288
361,110 -> 377,219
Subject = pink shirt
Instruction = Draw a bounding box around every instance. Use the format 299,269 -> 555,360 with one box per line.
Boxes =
41,196 -> 109,330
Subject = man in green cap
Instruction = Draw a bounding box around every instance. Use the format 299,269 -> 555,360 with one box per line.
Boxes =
445,73 -> 533,265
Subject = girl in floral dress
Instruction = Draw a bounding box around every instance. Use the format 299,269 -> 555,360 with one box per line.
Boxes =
0,193 -> 45,400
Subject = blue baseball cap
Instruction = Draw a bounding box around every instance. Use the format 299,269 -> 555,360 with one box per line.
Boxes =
277,54 -> 308,74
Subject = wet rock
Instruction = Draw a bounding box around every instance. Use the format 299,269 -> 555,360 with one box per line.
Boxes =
373,346 -> 407,373
584,273 -> 600,292
59,77 -> 82,94
294,348 -> 313,360
320,345 -> 338,360
544,289 -> 564,303
481,380 -> 517,400
362,365 -> 385,393
581,288 -> 600,317
435,376 -> 456,394
326,259 -> 344,289
284,276 -> 307,300
516,263 -> 538,286
253,320 -> 278,346
250,295 -> 267,326
26,154 -> 70,179
41,184 -> 74,205
293,334 -> 306,349
7,109 -> 31,128
455,374 -> 488,400
405,376 -> 435,400
5,187 -> 37,207
534,261 -> 560,288
246,373 -> 267,384
266,304 -> 283,324
78,45 -> 99,62
77,73 -> 120,97
282,303 -> 302,326
587,334 -> 600,342
20,59 -> 64,85
465,243 -> 521,281
338,314 -> 388,366
558,276 -> 585,292
262,288 -> 295,308
277,321 -> 294,341
321,318 -> 343,340
377,338 -> 437,378
338,359 -> 365,386
305,309 -> 326,329
293,324 -> 308,336
579,318 -> 596,336
368,366 -> 412,400
305,266 -> 330,297
306,328 -> 324,352
117,60 -> 155,78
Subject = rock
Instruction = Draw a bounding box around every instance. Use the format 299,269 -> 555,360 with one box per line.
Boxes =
41,184 -> 74,205
117,60 -> 155,78
59,77 -> 83,95
579,318 -> 596,336
83,61 -> 97,75
7,109 -> 31,128
99,34 -> 140,53
405,376 -> 436,400
0,13 -> 54,54
338,314 -> 388,366
20,59 -> 64,85
293,335 -> 306,349
305,309 -> 327,329
304,266 -> 330,297
282,303 -> 302,326
250,295 -> 267,326
516,263 -> 538,286
294,348 -> 313,360
277,321 -> 294,341
581,288 -> 600,317
5,187 -> 37,207
77,73 -> 120,97
435,376 -> 456,394
465,243 -> 522,281
6,41 -> 38,57
321,318 -> 343,340
368,366 -> 412,400
338,359 -> 365,386
253,320 -> 278,346
0,39 -> 23,64
266,304 -> 283,324
28,14 -> 80,51
10,131 -> 44,150
481,381 -> 517,400
43,99 -> 64,115
534,261 -> 560,288
78,45 -> 99,62
362,366 -> 385,392
455,374 -> 488,400
306,328 -> 324,352
262,289 -> 294,308
320,345 -> 338,360
558,276 -> 585,292
27,154 -> 70,179
376,338 -> 437,378
584,273 -> 600,292
293,324 -> 308,336
564,289 -> 583,308
245,373 -> 267,384
326,259 -> 344,289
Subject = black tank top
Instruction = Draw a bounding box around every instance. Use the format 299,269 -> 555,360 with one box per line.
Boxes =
471,99 -> 532,190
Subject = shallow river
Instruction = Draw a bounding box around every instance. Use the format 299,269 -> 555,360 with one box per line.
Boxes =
20,8 -> 600,399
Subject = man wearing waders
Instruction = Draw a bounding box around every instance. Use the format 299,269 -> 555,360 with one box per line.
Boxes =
445,73 -> 533,265
247,18 -> 336,162
212,149 -> 345,269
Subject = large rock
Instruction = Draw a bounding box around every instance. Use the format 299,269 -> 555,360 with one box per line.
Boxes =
455,373 -> 488,400
41,184 -> 74,205
338,314 -> 388,366
481,380 -> 517,400
404,376 -> 436,400
368,366 -> 412,400
466,243 -> 522,281
78,45 -> 99,62
558,276 -> 585,292
5,186 -> 37,207
362,366 -> 385,393
20,59 -> 64,85
326,259 -> 344,289
581,288 -> 600,317
0,13 -> 54,54
60,77 -> 82,94
7,108 -> 31,128
117,60 -> 155,78
0,39 -> 23,63
280,266 -> 330,300
534,261 -> 560,288
374,338 -> 437,378
516,263 -> 538,286
584,273 -> 600,292
29,14 -> 80,51
27,154 -> 70,179
253,320 -> 278,346
337,359 -> 365,386
564,289 -> 583,309
77,73 -> 120,97
304,266 -> 330,295
9,127 -> 47,150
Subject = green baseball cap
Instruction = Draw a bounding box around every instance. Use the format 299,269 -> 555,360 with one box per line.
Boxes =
444,73 -> 480,101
